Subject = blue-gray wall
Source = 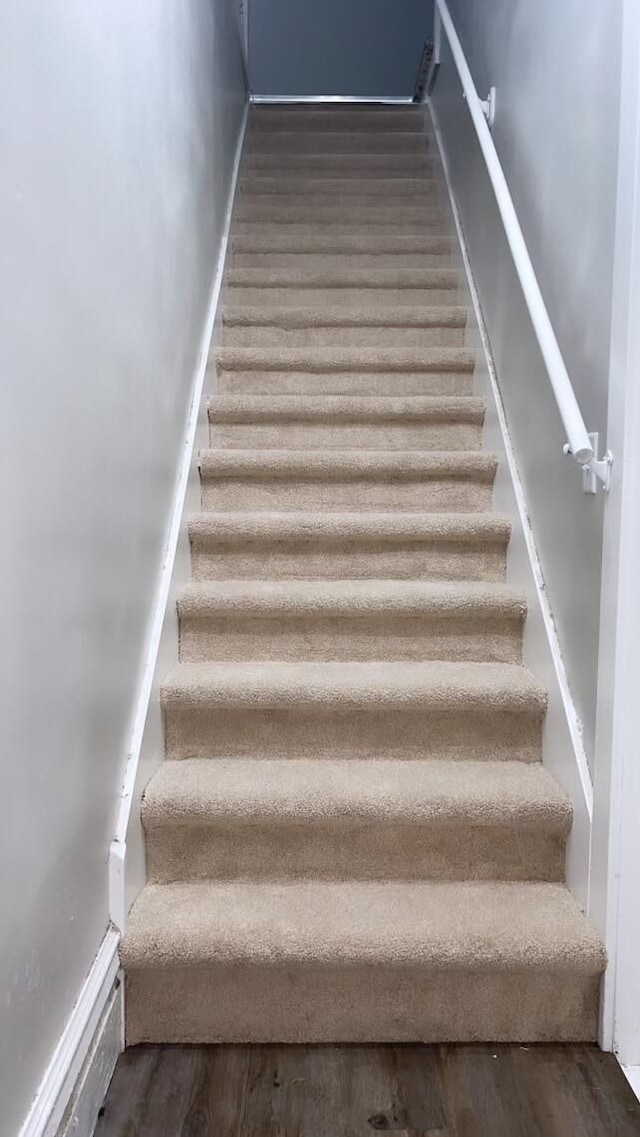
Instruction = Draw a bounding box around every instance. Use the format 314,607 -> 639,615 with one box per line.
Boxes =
249,0 -> 433,97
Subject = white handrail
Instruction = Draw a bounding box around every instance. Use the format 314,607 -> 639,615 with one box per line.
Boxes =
432,0 -> 611,487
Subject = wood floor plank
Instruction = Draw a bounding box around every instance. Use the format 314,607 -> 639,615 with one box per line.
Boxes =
95,1044 -> 640,1137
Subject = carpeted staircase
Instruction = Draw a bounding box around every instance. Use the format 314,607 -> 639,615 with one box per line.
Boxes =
121,104 -> 605,1043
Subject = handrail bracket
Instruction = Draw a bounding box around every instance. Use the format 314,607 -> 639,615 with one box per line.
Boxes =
564,433 -> 613,494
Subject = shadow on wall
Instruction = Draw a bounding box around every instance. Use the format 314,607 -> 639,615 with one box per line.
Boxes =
249,0 -> 434,97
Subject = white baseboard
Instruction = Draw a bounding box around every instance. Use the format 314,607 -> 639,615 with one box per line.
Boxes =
429,98 -> 593,910
18,929 -> 120,1137
622,1065 -> 640,1102
108,98 -> 250,933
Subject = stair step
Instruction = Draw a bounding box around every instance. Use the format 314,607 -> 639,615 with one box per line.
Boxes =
234,201 -> 447,224
233,221 -> 454,241
231,251 -> 456,272
242,153 -> 438,175
188,511 -> 511,582
216,345 -> 474,396
160,660 -> 546,762
122,879 -> 604,1044
239,176 -> 437,196
198,449 -> 497,512
239,189 -> 443,211
245,132 -> 432,154
178,579 -> 524,663
227,267 -> 459,289
143,756 -> 569,883
225,266 -> 460,309
207,394 -> 485,451
221,305 -> 466,347
231,233 -> 454,256
249,108 -> 428,133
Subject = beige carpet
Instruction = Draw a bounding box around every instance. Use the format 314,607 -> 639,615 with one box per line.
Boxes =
121,103 -> 605,1044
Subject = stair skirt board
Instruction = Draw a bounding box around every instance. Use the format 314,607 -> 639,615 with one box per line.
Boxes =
122,102 -> 604,1045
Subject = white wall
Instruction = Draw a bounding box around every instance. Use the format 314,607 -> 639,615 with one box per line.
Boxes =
249,0 -> 433,97
0,4 -> 245,1134
431,0 -> 622,766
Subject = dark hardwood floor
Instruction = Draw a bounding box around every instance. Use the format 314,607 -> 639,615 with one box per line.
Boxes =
95,1043 -> 640,1136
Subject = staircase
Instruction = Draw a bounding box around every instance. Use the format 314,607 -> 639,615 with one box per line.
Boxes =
121,104 -> 605,1043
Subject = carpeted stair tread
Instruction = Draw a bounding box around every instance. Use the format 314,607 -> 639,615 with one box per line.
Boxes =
143,756 -> 569,833
242,154 -> 437,175
240,186 -> 443,209
245,132 -> 434,154
177,578 -> 524,618
234,202 -> 448,225
233,220 -> 454,240
122,878 -> 602,971
226,267 -> 459,289
161,659 -> 546,713
222,304 -> 466,328
216,369 -> 474,397
249,109 -> 429,133
177,579 -> 525,663
230,234 -> 454,255
240,176 -> 438,196
188,510 -> 511,542
199,448 -> 496,476
215,345 -> 474,374
198,452 -> 496,515
208,395 -> 485,422
142,758 -> 570,883
188,511 -> 511,583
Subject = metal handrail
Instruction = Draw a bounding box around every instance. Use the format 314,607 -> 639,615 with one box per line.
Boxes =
431,0 -> 611,490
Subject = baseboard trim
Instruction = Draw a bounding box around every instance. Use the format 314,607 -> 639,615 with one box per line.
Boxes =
622,1065 -> 640,1102
429,97 -> 593,906
250,95 -> 414,104
108,98 -> 250,933
18,928 -> 120,1137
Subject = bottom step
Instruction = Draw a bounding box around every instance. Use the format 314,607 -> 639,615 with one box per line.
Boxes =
122,880 -> 604,1045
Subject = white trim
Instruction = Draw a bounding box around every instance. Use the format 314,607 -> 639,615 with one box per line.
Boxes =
590,0 -> 640,1057
18,928 -> 120,1137
108,99 -> 249,932
429,98 -> 593,905
249,95 -> 415,105
622,1066 -> 640,1103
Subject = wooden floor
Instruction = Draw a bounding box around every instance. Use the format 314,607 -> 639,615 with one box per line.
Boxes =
96,1043 -> 640,1136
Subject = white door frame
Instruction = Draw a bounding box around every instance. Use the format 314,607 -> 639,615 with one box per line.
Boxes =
590,0 -> 640,1071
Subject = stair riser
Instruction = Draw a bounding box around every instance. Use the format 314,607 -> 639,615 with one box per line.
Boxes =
225,288 -> 460,308
242,163 -> 437,180
238,191 -> 444,211
190,541 -> 508,583
222,324 -> 465,348
217,370 -> 474,397
235,204 -> 446,224
200,477 -> 494,513
240,178 -> 436,196
125,966 -> 599,1045
245,135 -> 433,154
163,705 -> 542,763
233,222 -> 454,240
145,821 -> 563,884
178,612 -> 523,663
231,253 -> 457,272
249,112 -> 428,133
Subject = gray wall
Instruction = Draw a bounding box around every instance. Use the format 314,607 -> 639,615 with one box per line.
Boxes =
249,0 -> 433,97
432,0 -> 621,766
0,3 -> 245,1134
